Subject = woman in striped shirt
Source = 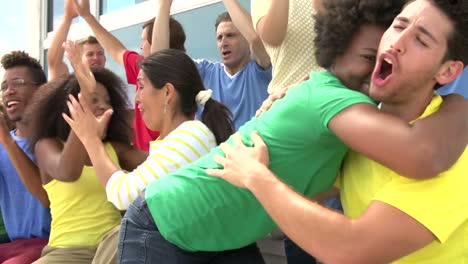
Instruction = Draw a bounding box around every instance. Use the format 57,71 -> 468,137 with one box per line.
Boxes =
65,49 -> 234,210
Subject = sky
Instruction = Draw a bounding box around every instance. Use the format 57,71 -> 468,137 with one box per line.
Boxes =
0,1 -> 27,77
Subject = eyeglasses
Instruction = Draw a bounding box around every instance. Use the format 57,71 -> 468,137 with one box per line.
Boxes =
1,79 -> 39,92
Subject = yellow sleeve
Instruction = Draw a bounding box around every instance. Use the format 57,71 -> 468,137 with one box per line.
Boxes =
374,151 -> 468,243
251,0 -> 271,30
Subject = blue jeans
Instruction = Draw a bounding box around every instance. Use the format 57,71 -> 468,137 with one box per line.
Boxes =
118,196 -> 265,264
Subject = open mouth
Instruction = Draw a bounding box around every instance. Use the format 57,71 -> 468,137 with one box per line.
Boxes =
373,54 -> 396,87
379,58 -> 393,80
222,51 -> 232,57
6,100 -> 19,111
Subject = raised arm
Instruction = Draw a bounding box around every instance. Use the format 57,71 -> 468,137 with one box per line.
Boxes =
63,95 -> 156,209
251,0 -> 289,47
62,96 -> 119,187
34,131 -> 89,183
34,48 -> 110,183
207,132 -> 434,264
224,0 -> 270,68
0,114 -> 49,207
329,95 -> 468,178
63,95 -> 148,209
47,0 -> 77,80
151,0 -> 172,53
73,0 -> 127,65
64,40 -> 95,100
64,96 -> 215,210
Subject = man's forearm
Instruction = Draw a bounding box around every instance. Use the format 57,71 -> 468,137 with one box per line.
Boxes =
224,0 -> 261,45
82,14 -> 127,65
56,131 -> 88,181
245,165 -> 358,263
224,0 -> 270,68
48,16 -> 73,80
152,1 -> 171,53
255,0 -> 289,46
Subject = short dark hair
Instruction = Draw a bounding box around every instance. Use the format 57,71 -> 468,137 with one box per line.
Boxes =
314,0 -> 406,69
420,0 -> 468,65
140,49 -> 234,144
143,17 -> 186,52
79,35 -> 100,46
25,68 -> 132,149
1,50 -> 47,85
215,12 -> 232,30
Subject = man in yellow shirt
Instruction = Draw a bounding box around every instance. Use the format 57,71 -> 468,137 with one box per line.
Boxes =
208,0 -> 468,263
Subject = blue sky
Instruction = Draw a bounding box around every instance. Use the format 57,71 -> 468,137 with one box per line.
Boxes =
0,1 -> 26,60
0,0 -> 26,78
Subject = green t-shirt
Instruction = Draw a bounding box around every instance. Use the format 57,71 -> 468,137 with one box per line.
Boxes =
145,71 -> 375,251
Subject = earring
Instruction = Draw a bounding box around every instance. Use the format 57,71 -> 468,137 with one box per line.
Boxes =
163,103 -> 168,114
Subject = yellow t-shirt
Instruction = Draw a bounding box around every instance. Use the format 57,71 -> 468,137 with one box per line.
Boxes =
44,142 -> 122,248
251,0 -> 321,94
339,95 -> 468,263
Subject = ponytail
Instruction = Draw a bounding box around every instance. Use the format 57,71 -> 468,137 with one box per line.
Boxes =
201,99 -> 234,144
141,49 -> 234,144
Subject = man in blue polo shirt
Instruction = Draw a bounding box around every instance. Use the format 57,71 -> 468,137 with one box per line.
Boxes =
156,0 -> 272,130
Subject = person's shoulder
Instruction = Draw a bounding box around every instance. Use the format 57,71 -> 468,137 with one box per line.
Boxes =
176,120 -> 213,137
288,71 -> 341,94
194,58 -> 218,67
123,50 -> 141,60
193,59 -> 222,76
123,50 -> 143,66
163,121 -> 216,150
9,131 -> 31,150
248,59 -> 272,72
286,71 -> 374,113
309,71 -> 368,97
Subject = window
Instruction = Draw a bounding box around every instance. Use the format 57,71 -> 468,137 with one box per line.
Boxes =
47,0 -> 82,32
100,0 -> 148,15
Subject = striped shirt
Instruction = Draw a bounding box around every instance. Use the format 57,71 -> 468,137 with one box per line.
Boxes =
106,120 -> 217,210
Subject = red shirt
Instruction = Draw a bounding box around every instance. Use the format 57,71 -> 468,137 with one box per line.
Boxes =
123,50 -> 159,151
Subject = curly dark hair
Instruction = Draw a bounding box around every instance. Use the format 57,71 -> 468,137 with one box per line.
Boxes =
418,0 -> 468,65
1,50 -> 47,85
314,0 -> 407,69
25,68 -> 132,150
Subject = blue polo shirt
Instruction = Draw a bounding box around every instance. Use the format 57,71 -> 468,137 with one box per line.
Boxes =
0,130 -> 50,240
195,59 -> 271,130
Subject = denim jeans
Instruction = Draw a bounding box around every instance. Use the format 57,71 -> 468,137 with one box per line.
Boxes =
118,195 -> 265,264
